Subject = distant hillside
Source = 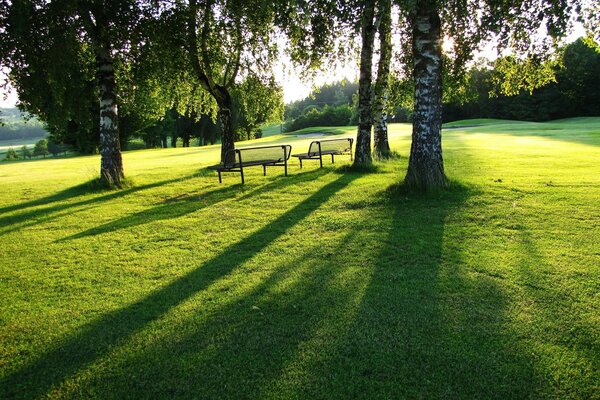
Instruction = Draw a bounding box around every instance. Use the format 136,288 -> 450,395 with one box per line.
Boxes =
0,108 -> 48,141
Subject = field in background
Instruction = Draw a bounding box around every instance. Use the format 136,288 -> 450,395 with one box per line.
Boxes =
1,118 -> 599,399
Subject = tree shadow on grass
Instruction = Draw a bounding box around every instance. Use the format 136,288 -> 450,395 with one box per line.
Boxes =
58,168 -> 331,241
242,184 -> 541,398
315,185 -> 539,398
0,174 -> 200,234
0,172 -> 358,399
508,228 -> 599,398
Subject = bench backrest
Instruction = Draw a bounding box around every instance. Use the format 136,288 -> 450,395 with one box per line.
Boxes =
308,138 -> 353,156
225,144 -> 292,167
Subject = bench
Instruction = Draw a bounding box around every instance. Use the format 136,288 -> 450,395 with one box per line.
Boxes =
208,144 -> 292,183
292,138 -> 354,168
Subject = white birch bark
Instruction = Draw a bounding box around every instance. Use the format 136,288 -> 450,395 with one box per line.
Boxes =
405,2 -> 447,189
95,41 -> 124,185
353,0 -> 377,166
373,0 -> 392,159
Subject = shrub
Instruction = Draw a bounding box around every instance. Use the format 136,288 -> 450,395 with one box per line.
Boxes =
21,145 -> 33,159
33,139 -> 49,158
4,147 -> 20,161
284,104 -> 353,132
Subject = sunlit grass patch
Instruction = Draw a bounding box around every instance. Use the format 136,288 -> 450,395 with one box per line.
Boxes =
0,118 -> 599,399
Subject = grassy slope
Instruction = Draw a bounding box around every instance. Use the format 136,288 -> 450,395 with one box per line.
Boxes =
0,118 -> 599,399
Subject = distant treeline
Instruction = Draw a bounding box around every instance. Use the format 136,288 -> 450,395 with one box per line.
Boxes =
284,37 -> 600,130
0,108 -> 48,140
444,38 -> 600,122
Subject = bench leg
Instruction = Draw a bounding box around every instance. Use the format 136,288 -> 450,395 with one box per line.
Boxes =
263,164 -> 267,176
299,158 -> 303,168
284,159 -> 288,176
240,165 -> 245,184
218,170 -> 222,183
319,154 -> 323,168
331,154 -> 334,163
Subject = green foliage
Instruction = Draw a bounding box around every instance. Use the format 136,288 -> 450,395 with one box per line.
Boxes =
233,75 -> 284,141
47,139 -> 69,157
20,145 -> 32,159
444,37 -> 600,122
285,79 -> 358,120
3,147 -> 19,161
0,0 -> 173,155
0,108 -> 48,141
284,104 -> 353,132
33,139 -> 48,158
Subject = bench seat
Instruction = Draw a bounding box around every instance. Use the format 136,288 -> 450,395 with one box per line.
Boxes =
292,138 -> 354,168
209,145 -> 292,183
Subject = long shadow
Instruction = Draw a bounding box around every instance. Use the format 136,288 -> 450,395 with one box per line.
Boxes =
0,174 -> 199,233
59,168 -> 330,241
305,186 -> 539,398
88,232 -> 367,399
0,172 -> 358,399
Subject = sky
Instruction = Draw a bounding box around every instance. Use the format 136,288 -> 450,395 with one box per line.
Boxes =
0,22 -> 587,109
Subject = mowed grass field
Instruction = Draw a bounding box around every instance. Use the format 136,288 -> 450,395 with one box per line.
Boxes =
0,118 -> 599,399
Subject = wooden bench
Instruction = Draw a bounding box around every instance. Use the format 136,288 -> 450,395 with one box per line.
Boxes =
208,144 -> 292,184
292,138 -> 354,168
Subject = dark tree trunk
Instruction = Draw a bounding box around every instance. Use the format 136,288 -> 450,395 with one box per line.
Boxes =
161,135 -> 168,148
353,0 -> 377,166
373,0 -> 392,159
217,94 -> 235,164
95,42 -> 124,186
404,1 -> 447,189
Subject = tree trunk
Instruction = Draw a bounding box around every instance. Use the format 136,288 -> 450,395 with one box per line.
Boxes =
353,0 -> 377,166
217,94 -> 235,164
95,42 -> 124,186
404,2 -> 447,189
373,0 -> 392,159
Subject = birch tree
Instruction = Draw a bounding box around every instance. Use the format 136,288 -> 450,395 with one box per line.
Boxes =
0,0 -> 147,186
353,0 -> 378,166
372,0 -> 392,159
398,0 -> 584,189
149,0 -> 278,165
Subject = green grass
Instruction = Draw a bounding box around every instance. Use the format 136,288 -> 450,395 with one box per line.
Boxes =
1,118 -> 599,399
259,122 -> 284,137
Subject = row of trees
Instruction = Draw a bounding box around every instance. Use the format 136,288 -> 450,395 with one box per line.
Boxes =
1,0 -> 595,188
445,37 -> 600,122
283,36 -> 599,127
3,139 -> 68,161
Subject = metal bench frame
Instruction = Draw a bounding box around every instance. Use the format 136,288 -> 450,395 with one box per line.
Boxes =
209,144 -> 292,184
292,138 -> 354,168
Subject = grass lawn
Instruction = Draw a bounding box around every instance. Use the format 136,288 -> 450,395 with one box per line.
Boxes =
0,118 -> 599,399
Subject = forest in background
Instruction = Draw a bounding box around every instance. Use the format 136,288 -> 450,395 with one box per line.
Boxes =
0,108 -> 47,141
284,37 -> 600,130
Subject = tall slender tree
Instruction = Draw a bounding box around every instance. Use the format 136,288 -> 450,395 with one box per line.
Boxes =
0,0 -> 148,186
404,0 -> 445,188
353,0 -> 378,166
168,0 -> 277,165
397,0 -> 584,189
372,0 -> 393,159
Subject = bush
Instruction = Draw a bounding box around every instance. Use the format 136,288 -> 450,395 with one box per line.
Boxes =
4,147 -> 20,161
33,139 -> 49,158
48,139 -> 69,156
21,145 -> 33,159
284,104 -> 353,132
